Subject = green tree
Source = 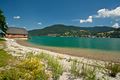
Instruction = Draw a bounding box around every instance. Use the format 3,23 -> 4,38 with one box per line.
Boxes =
0,9 -> 8,36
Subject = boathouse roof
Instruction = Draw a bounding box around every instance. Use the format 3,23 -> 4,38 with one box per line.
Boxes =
6,27 -> 28,35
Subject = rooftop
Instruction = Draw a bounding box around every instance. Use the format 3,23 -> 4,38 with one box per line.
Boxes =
6,27 -> 28,35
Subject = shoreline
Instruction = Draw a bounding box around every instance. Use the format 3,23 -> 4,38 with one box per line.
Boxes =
16,40 -> 120,63
4,39 -> 120,80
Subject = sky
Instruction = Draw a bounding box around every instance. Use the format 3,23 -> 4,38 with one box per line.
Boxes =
0,0 -> 120,30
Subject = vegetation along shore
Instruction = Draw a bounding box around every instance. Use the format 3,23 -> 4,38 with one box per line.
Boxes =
0,38 -> 119,80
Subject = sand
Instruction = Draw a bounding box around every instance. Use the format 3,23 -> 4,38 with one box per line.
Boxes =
16,40 -> 120,63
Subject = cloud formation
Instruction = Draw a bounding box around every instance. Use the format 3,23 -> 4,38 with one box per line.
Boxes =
96,7 -> 120,18
80,16 -> 93,23
79,6 -> 120,24
112,23 -> 120,28
38,22 -> 42,25
13,16 -> 21,19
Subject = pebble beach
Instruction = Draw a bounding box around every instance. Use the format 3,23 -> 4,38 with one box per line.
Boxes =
2,38 -> 120,80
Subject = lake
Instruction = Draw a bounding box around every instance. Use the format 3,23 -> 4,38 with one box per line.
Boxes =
28,36 -> 120,52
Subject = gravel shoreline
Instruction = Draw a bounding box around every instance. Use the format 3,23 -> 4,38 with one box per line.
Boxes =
4,38 -> 120,80
16,40 -> 120,63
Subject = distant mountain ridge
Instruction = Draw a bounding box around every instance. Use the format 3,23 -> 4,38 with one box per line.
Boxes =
28,24 -> 115,36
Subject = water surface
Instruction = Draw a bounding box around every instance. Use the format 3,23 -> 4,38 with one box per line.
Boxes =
28,36 -> 120,52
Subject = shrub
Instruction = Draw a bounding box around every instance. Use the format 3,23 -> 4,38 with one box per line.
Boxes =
18,57 -> 49,80
0,57 -> 49,80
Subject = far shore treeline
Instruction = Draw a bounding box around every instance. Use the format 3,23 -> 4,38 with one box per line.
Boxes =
29,24 -> 120,38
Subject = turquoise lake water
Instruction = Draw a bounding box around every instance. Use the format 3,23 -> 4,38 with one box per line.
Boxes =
28,36 -> 120,52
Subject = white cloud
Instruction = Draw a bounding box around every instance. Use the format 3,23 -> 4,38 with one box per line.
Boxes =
76,6 -> 120,24
38,22 -> 42,25
112,23 -> 120,28
96,7 -> 120,18
80,16 -> 93,23
13,16 -> 21,19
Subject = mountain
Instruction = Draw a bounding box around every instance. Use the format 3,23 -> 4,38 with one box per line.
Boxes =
28,24 -> 115,36
29,24 -> 80,36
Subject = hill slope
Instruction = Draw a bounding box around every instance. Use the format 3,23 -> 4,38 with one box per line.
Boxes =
29,24 -> 114,36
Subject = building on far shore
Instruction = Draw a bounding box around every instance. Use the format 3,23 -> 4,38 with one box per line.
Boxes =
6,27 -> 28,39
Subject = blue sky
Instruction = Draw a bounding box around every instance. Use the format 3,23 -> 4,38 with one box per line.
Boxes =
0,0 -> 120,30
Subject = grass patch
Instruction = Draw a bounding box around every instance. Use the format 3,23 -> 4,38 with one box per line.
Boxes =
0,38 -> 5,41
0,68 -> 21,80
36,52 -> 63,80
70,59 -> 80,78
81,64 -> 96,80
0,49 -> 14,67
70,59 -> 97,80
0,38 -> 5,45
105,62 -> 120,77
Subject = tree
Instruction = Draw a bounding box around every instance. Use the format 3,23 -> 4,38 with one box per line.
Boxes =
0,9 -> 8,36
